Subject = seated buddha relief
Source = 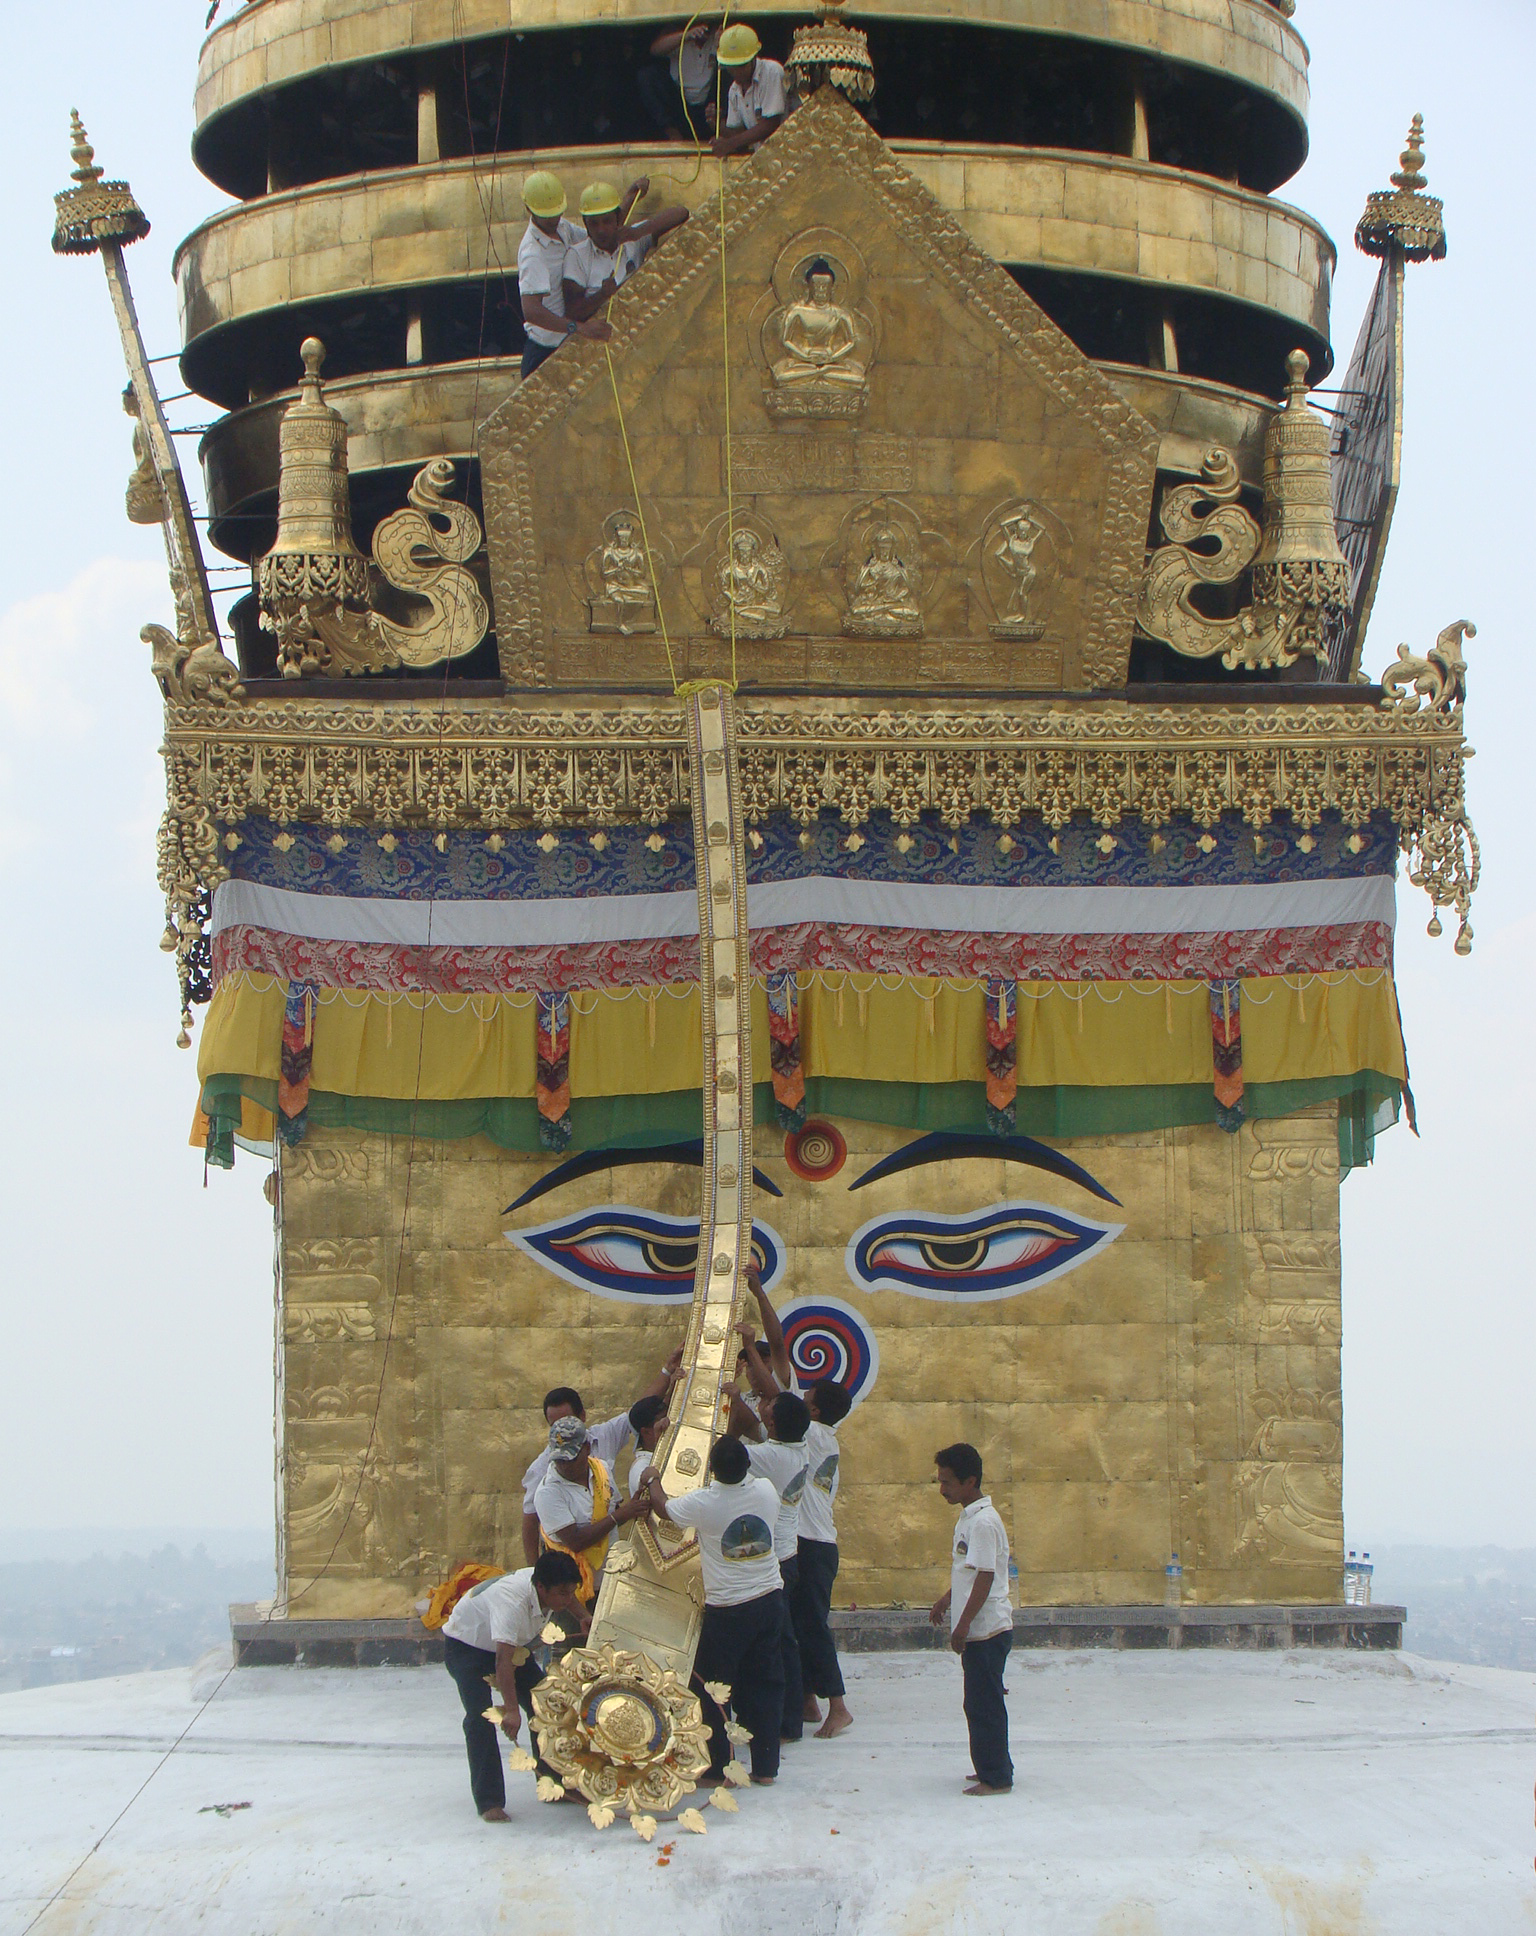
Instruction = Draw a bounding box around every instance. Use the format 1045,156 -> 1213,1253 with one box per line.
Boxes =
760,248 -> 876,422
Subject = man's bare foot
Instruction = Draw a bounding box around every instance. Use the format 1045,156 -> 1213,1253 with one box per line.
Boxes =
962,1782 -> 1012,1797
695,1773 -> 726,1787
480,1806 -> 510,1822
814,1700 -> 853,1739
803,1696 -> 822,1724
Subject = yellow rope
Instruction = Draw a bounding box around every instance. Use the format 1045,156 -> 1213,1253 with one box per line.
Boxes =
717,76 -> 739,692
604,344 -> 678,692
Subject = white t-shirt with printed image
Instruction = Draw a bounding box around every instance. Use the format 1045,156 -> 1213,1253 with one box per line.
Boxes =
664,1474 -> 783,1607
797,1419 -> 841,1545
950,1495 -> 1013,1642
745,1438 -> 809,1562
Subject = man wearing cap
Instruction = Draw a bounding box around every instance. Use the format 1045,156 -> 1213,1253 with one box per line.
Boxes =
563,176 -> 691,324
517,170 -> 612,380
711,25 -> 789,158
533,1414 -> 653,1605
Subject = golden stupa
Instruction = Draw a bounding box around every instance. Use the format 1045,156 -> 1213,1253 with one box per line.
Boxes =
59,0 -> 1474,1818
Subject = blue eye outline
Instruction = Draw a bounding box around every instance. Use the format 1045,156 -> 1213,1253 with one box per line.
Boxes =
845,1200 -> 1123,1302
508,1207 -> 786,1306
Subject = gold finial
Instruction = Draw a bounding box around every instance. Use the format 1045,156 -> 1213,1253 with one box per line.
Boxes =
1392,113 -> 1428,192
1357,114 -> 1446,263
51,110 -> 150,255
68,109 -> 103,185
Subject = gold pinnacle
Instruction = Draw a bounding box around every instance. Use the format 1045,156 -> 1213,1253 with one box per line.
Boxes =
68,109 -> 103,185
1391,114 -> 1428,193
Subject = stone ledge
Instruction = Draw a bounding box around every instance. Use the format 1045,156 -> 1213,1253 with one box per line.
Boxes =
230,1601 -> 1404,1666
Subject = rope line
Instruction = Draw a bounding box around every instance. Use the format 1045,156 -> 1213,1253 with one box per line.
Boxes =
605,346 -> 679,691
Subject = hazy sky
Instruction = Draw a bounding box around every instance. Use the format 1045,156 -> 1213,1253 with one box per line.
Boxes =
1,4 -> 1529,1549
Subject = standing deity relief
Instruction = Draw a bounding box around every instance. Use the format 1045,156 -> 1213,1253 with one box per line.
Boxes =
753,230 -> 877,423
967,498 -> 1071,643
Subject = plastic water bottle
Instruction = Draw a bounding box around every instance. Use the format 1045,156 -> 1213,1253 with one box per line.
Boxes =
1359,1553 -> 1373,1606
1007,1557 -> 1019,1596
1164,1553 -> 1183,1607
1344,1550 -> 1359,1604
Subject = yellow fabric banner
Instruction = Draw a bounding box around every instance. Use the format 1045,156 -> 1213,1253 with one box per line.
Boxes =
195,969 -> 1405,1101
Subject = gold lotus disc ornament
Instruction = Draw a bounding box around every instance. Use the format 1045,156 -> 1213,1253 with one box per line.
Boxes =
530,1644 -> 711,1818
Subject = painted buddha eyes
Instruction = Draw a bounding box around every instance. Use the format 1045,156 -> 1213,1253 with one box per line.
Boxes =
846,1203 -> 1123,1301
508,1208 -> 786,1305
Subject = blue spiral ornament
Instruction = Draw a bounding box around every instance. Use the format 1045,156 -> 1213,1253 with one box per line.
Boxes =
777,1297 -> 880,1406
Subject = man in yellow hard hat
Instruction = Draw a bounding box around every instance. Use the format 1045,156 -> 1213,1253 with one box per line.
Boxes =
562,177 -> 691,326
710,24 -> 789,158
517,170 -> 612,379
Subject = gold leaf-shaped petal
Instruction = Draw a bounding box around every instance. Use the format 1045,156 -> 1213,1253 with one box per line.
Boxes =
708,1787 -> 740,1813
677,1808 -> 708,1835
505,1746 -> 538,1772
723,1760 -> 750,1787
510,1646 -> 530,1665
588,1802 -> 616,1830
536,1777 -> 566,1804
540,1622 -> 565,1645
482,1706 -> 504,1726
724,1721 -> 751,1744
702,1681 -> 732,1703
630,1812 -> 658,1842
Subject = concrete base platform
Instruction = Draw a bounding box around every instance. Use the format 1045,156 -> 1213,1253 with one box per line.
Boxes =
230,1599 -> 1403,1665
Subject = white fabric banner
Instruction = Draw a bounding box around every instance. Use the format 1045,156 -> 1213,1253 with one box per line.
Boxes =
212,874 -> 1396,950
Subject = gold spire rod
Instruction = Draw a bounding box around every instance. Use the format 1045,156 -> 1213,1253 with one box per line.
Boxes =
529,684 -> 755,1827
51,111 -> 221,654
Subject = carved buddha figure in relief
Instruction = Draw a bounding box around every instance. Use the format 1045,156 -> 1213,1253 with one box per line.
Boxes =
772,260 -> 864,388
845,525 -> 923,637
762,256 -> 873,420
711,528 -> 789,639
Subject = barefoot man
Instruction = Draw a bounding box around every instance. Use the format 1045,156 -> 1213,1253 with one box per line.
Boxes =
739,1263 -> 855,1739
929,1442 -> 1014,1796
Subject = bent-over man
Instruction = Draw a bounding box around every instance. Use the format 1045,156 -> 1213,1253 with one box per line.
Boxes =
440,1550 -> 586,1821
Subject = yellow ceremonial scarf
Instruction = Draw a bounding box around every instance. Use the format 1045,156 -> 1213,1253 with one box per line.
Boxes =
540,1455 -> 612,1604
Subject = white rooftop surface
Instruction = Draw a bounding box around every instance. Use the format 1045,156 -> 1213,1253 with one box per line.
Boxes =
2,1649 -> 1531,1934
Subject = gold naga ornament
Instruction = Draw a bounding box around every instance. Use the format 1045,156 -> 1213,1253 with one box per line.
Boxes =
256,339 -> 490,677
1138,350 -> 1353,671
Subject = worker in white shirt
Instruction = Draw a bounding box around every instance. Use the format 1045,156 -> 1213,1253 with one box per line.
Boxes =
516,170 -> 612,380
624,1392 -> 672,1496
929,1442 -> 1015,1796
710,24 -> 789,157
562,178 -> 690,325
794,1378 -> 854,1737
439,1550 -> 586,1821
519,1351 -> 681,1562
736,1262 -> 855,1737
533,1415 -> 653,1607
640,16 -> 721,140
640,1436 -> 787,1784
729,1345 -> 811,1743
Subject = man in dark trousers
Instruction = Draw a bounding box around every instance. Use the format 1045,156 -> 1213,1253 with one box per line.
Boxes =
641,1435 -> 787,1784
929,1442 -> 1014,1796
440,1550 -> 586,1820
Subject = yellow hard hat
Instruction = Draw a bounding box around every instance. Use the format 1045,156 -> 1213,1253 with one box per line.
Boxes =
580,181 -> 622,218
521,170 -> 567,219
716,23 -> 761,65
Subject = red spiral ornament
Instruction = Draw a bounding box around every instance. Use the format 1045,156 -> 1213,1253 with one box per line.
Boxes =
784,1119 -> 847,1182
778,1297 -> 879,1404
